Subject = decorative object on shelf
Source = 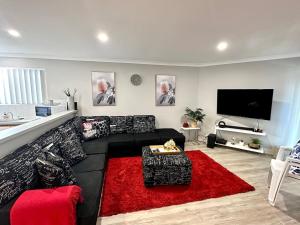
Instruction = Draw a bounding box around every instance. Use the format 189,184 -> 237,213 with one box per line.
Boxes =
91,71 -> 116,106
130,74 -> 142,86
231,137 -> 236,145
63,88 -> 77,110
248,138 -> 261,149
156,75 -> 175,106
239,140 -> 245,146
184,107 -> 206,128
182,122 -> 189,128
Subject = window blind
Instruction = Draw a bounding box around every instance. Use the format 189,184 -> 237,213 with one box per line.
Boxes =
0,67 -> 46,104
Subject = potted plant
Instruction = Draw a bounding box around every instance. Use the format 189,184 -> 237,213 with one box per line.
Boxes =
248,138 -> 261,149
184,107 -> 206,128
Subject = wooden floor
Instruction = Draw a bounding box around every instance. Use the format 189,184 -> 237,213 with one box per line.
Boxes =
98,143 -> 300,225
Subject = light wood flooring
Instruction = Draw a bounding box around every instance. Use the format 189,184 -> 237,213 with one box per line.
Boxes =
98,143 -> 300,225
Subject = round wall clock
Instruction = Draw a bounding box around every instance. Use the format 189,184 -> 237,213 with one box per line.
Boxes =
130,74 -> 142,86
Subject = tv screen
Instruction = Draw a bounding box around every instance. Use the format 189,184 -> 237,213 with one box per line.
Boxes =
217,89 -> 274,120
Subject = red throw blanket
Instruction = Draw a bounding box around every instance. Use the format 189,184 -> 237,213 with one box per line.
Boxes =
10,185 -> 83,225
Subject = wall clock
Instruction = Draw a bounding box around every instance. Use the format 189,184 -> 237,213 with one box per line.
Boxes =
130,74 -> 142,86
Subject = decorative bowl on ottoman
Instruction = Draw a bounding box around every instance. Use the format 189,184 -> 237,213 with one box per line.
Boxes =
142,146 -> 192,187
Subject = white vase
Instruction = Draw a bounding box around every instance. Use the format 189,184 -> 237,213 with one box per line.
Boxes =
67,96 -> 75,110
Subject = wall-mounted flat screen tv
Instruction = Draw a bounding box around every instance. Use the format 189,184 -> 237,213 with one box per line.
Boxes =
217,89 -> 274,120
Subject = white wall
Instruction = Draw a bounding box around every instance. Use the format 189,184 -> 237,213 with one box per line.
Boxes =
2,57 -> 300,155
0,57 -> 199,129
197,58 -> 300,154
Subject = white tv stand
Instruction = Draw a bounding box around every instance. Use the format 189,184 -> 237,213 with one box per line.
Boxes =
215,126 -> 266,154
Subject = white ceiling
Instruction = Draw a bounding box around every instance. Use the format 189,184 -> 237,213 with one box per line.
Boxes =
1,0 -> 300,66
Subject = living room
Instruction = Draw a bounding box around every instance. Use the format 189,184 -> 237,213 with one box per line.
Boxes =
0,1 -> 300,225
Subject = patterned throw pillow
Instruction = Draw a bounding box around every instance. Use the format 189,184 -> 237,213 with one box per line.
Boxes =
36,158 -> 69,188
82,120 -> 109,140
290,143 -> 300,175
45,152 -> 77,185
109,116 -> 127,134
0,179 -> 19,207
58,123 -> 87,166
0,144 -> 42,207
133,115 -> 156,133
42,142 -> 61,156
126,116 -> 134,134
32,128 -> 63,150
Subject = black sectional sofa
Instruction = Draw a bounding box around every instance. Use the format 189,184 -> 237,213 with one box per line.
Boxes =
0,115 -> 185,225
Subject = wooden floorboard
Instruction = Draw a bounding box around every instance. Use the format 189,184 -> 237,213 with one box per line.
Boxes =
98,143 -> 300,225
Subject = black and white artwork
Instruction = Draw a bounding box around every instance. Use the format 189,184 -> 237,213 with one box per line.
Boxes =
156,75 -> 175,106
92,72 -> 116,106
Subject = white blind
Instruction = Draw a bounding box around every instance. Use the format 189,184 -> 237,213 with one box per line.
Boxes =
0,67 -> 46,104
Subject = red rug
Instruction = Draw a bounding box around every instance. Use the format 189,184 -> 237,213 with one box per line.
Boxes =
100,150 -> 254,217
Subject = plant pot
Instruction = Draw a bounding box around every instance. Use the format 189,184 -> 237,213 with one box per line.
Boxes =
190,121 -> 198,128
67,96 -> 75,110
248,143 -> 261,149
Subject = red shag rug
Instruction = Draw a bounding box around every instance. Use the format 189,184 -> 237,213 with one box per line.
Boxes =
100,150 -> 254,217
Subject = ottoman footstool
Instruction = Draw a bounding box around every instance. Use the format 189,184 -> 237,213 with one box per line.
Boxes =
142,146 -> 192,187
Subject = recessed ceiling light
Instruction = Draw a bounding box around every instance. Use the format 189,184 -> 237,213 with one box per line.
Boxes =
7,29 -> 21,38
217,41 -> 228,51
97,32 -> 109,43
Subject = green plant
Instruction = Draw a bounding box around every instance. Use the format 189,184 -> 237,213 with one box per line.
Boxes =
251,138 -> 261,145
184,107 -> 206,123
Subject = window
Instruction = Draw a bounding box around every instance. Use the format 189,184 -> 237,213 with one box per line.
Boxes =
0,67 -> 46,104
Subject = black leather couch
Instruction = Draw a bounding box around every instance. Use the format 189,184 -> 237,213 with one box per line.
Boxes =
0,115 -> 185,225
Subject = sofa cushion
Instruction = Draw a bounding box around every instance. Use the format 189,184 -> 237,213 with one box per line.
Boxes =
82,120 -> 109,141
107,133 -> 135,148
133,115 -> 155,133
125,116 -> 134,134
36,158 -> 70,188
72,154 -> 106,173
82,138 -> 109,155
75,171 -> 104,225
45,152 -> 77,185
134,132 -> 162,147
109,116 -> 127,134
157,128 -> 185,142
58,123 -> 87,166
0,144 -> 42,207
41,142 -> 62,156
32,127 -> 62,149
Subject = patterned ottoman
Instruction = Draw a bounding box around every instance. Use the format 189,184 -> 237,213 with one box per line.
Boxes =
142,146 -> 192,186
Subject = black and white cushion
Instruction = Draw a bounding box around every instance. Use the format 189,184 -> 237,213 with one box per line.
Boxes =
58,123 -> 87,165
95,120 -> 110,137
42,142 -> 61,156
0,144 -> 42,207
45,152 -> 77,184
133,115 -> 156,133
109,116 -> 127,134
82,120 -> 109,140
36,158 -> 69,188
32,128 -> 63,149
126,116 -> 134,134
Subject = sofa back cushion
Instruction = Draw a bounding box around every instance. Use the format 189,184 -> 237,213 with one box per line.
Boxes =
32,127 -> 63,150
133,115 -> 156,133
58,122 -> 87,166
0,144 -> 42,207
110,116 -> 134,134
36,158 -> 69,188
